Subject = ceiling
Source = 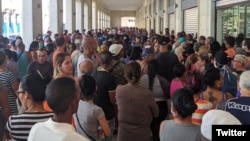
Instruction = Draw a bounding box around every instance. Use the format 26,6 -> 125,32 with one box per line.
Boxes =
101,0 -> 144,11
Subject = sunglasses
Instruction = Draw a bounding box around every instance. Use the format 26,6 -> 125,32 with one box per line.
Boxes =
16,90 -> 25,95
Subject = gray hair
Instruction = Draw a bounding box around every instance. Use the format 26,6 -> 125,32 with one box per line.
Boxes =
239,71 -> 250,90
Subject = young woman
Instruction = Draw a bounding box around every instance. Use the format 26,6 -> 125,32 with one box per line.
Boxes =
74,75 -> 111,141
53,52 -> 74,79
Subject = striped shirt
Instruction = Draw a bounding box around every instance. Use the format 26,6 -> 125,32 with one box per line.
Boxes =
192,99 -> 213,125
6,112 -> 54,141
0,71 -> 18,114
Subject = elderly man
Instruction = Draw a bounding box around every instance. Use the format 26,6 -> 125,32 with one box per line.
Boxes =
225,70 -> 250,124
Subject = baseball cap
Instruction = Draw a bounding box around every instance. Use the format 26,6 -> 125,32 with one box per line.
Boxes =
109,44 -> 123,56
201,110 -> 241,140
158,36 -> 170,45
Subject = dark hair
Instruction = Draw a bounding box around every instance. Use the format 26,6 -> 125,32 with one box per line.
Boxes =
100,51 -> 113,65
172,88 -> 197,119
199,52 -> 211,69
130,46 -> 142,61
46,42 -> 55,55
29,41 -> 39,51
203,67 -> 220,87
225,36 -> 235,47
182,71 -> 203,94
4,49 -> 17,62
124,61 -> 141,84
55,36 -> 65,47
173,63 -> 186,77
244,38 -> 250,49
0,52 -> 6,65
147,59 -> 159,90
210,41 -> 221,57
21,74 -> 49,102
46,77 -> 77,114
79,75 -> 96,98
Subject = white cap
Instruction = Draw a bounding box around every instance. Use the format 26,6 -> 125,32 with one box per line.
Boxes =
109,44 -> 123,56
201,109 -> 241,140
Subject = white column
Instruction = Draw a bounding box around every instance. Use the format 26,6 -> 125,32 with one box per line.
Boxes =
175,0 -> 183,33
84,2 -> 88,31
156,0 -> 160,33
198,0 -> 215,37
0,0 -> 2,34
163,0 -> 168,30
48,0 -> 63,34
21,0 -> 42,50
64,0 -> 76,33
88,0 -> 92,30
76,0 -> 83,31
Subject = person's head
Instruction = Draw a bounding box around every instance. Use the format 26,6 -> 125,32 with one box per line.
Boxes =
68,43 -> 76,54
100,44 -> 108,53
232,54 -> 247,69
173,63 -> 186,78
17,73 -> 50,110
214,51 -> 228,68
205,36 -> 215,46
100,51 -> 113,71
15,39 -> 25,51
158,36 -> 170,52
55,36 -> 65,47
130,46 -> 142,61
197,45 -> 209,56
239,70 -> 250,96
46,77 -> 80,115
196,52 -> 210,68
54,52 -> 73,78
109,43 -> 124,59
37,49 -> 48,64
154,42 -> 160,53
243,38 -> 250,51
171,88 -> 197,119
182,71 -> 203,94
224,36 -> 235,48
201,109 -> 241,141
82,36 -> 97,55
29,41 -> 39,52
4,49 -> 17,62
124,61 -> 141,84
79,75 -> 96,100
203,67 -> 223,89
209,41 -> 221,57
0,51 -> 7,66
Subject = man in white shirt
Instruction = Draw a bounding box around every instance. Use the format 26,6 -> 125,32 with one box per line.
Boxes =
28,77 -> 89,141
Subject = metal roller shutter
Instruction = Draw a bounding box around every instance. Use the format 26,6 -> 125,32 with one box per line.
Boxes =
169,13 -> 175,32
184,7 -> 198,35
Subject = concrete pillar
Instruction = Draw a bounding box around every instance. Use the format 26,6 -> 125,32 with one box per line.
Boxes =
155,0 -> 160,34
198,0 -> 215,37
76,0 -> 84,31
81,0 -> 84,31
87,0 -> 92,30
175,0 -> 183,33
21,0 -> 42,49
84,2 -> 88,31
0,0 -> 2,34
64,0 -> 76,33
48,0 -> 63,34
163,0 -> 168,30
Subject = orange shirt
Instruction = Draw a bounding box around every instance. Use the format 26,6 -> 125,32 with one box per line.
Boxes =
192,99 -> 213,125
225,48 -> 236,58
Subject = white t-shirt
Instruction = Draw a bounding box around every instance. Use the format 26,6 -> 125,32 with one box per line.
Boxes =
28,118 -> 90,141
77,54 -> 95,77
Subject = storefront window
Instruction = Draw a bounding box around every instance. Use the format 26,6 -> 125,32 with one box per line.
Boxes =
222,3 -> 250,39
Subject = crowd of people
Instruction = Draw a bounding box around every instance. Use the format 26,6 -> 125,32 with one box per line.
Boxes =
0,26 -> 249,141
